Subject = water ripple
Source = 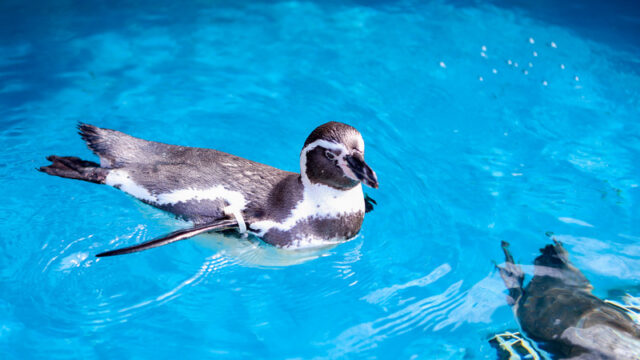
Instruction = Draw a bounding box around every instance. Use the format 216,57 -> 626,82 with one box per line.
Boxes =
1,0 -> 639,357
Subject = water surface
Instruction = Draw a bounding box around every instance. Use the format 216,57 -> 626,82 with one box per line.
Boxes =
1,0 -> 639,358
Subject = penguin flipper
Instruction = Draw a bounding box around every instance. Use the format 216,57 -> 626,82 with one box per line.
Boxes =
96,219 -> 239,257
496,241 -> 524,305
364,194 -> 377,213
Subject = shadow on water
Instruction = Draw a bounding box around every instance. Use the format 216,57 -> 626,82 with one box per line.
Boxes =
194,232 -> 341,268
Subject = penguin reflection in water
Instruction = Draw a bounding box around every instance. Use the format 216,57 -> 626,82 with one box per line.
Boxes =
497,240 -> 640,359
39,122 -> 378,257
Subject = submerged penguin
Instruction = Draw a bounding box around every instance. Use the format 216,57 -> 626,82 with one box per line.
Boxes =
39,122 -> 378,257
497,240 -> 640,359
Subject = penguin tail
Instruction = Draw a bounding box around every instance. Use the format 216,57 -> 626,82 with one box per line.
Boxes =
77,123 -> 153,168
38,155 -> 108,184
78,123 -> 120,167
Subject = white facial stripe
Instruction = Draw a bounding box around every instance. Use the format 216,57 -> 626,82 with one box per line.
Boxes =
337,153 -> 358,181
105,170 -> 247,210
299,139 -> 348,186
299,138 -> 364,183
356,136 -> 365,153
302,139 -> 348,153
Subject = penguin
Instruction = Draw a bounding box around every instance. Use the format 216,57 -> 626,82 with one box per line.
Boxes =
497,240 -> 640,359
39,121 -> 378,257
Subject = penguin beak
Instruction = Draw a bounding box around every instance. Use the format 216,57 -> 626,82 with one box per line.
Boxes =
346,152 -> 378,189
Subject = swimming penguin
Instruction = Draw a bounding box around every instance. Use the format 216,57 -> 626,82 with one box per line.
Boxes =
497,240 -> 640,359
39,122 -> 378,257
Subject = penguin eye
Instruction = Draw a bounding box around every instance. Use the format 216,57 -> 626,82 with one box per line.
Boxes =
325,150 -> 337,161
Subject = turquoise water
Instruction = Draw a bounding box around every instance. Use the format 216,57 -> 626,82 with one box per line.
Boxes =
1,0 -> 639,358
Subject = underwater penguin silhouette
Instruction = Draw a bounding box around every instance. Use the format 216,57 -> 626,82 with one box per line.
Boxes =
497,240 -> 640,359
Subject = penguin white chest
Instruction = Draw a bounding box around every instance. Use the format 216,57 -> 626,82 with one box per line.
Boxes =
249,183 -> 366,248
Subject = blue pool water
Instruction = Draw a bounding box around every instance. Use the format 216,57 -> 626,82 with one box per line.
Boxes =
1,0 -> 639,358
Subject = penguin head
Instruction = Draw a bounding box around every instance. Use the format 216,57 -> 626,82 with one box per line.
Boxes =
300,121 -> 378,190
